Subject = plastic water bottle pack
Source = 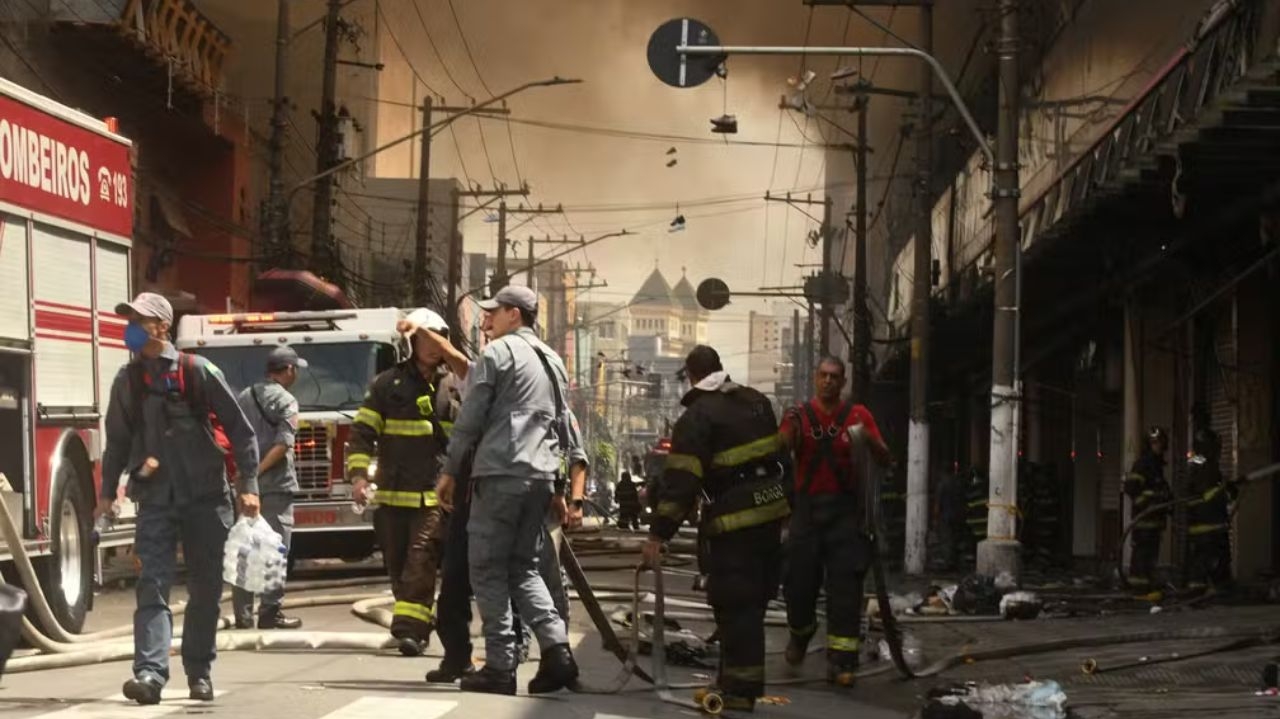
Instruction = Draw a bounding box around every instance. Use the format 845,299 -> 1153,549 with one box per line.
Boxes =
222,516 -> 288,594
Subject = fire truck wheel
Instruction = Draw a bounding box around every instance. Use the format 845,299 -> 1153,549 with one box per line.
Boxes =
37,464 -> 92,634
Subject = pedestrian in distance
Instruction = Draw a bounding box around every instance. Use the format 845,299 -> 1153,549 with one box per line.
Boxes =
96,292 -> 261,705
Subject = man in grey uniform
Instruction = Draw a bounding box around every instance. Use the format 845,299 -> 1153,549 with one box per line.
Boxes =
437,285 -> 581,696
232,346 -> 306,630
95,292 -> 260,705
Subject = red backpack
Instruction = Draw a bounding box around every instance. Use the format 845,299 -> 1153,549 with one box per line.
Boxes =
127,352 -> 233,456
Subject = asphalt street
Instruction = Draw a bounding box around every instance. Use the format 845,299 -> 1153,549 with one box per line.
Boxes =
0,542 -> 908,719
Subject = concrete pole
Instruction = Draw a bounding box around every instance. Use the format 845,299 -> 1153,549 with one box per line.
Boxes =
412,97 -> 433,306
851,94 -> 871,403
263,0 -> 290,268
905,1 -> 933,576
977,0 -> 1023,579
309,0 -> 342,280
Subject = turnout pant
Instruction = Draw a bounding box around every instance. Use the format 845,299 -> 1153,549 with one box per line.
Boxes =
784,494 -> 870,670
467,477 -> 568,672
374,504 -> 445,641
1127,528 -> 1161,589
232,492 -> 295,622
133,497 -> 233,685
1188,530 -> 1233,590
704,521 -> 782,699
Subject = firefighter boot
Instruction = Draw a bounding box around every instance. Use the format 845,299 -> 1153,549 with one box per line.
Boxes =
527,643 -> 580,694
784,632 -> 812,667
827,651 -> 858,688
395,634 -> 427,657
425,660 -> 476,684
460,666 -> 516,696
694,686 -> 755,714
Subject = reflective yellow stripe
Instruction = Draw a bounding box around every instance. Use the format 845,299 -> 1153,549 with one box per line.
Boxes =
711,434 -> 782,468
440,421 -> 454,437
665,452 -> 704,478
967,499 -> 987,508
346,453 -> 372,472
706,499 -> 790,535
416,395 -> 434,417
355,408 -> 384,433
372,490 -> 440,508
1203,485 -> 1224,502
384,419 -> 434,436
393,601 -> 434,624
656,501 -> 687,520
721,665 -> 764,681
1189,522 -> 1228,536
827,635 -> 861,652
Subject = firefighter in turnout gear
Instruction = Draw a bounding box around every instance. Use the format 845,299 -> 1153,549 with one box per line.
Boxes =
1123,426 -> 1172,591
347,308 -> 455,656
642,346 -> 789,712
1185,424 -> 1236,592
778,356 -> 892,687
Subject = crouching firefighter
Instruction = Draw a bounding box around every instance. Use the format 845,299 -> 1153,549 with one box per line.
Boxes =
346,308 -> 456,656
642,345 -> 789,713
779,355 -> 891,687
1123,426 -> 1171,592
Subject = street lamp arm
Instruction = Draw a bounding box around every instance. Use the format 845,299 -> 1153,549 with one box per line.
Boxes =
287,77 -> 582,200
453,229 -> 631,312
678,44 -> 992,171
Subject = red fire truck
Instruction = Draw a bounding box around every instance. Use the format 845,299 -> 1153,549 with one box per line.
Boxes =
0,77 -> 135,632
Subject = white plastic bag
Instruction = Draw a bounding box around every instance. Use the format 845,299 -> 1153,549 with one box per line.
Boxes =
222,516 -> 287,593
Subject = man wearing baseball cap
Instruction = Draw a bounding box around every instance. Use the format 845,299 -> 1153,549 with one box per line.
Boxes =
232,346 -> 309,631
437,285 -> 583,695
97,292 -> 261,704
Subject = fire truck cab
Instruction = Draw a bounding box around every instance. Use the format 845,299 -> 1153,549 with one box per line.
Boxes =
175,308 -> 409,561
0,76 -> 136,632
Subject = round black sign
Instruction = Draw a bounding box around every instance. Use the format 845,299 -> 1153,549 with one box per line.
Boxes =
696,277 -> 731,311
647,18 -> 723,89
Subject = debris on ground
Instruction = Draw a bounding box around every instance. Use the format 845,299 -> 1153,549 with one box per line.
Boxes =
608,608 -> 714,667
999,591 -> 1044,620
952,575 -> 1002,615
877,630 -> 926,670
927,680 -> 1067,719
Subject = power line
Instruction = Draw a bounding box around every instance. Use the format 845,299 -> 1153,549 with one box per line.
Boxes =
408,0 -> 471,99
377,3 -> 441,97
445,0 -> 494,96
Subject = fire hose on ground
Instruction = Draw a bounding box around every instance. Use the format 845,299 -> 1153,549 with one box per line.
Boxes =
1115,460 -> 1280,589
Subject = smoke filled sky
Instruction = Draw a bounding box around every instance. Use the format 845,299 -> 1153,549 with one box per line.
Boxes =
359,0 -> 971,371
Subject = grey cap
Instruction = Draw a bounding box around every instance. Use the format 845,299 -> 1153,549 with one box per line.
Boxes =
478,285 -> 538,313
114,292 -> 173,324
267,346 -> 308,372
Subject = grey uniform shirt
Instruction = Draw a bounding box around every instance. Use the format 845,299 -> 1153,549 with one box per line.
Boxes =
444,327 -> 583,480
101,344 -> 260,504
236,381 -> 299,494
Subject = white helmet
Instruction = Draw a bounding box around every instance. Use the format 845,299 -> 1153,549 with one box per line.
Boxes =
401,308 -> 449,340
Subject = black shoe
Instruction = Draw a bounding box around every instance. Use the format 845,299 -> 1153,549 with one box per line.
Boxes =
426,662 -> 475,683
785,634 -> 810,667
234,616 -> 254,630
188,678 -> 215,702
397,636 -> 426,657
528,643 -> 579,694
258,613 -> 303,630
460,665 -> 516,695
122,676 -> 163,706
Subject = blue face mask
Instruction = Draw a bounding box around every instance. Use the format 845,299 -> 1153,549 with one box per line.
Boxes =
124,322 -> 151,353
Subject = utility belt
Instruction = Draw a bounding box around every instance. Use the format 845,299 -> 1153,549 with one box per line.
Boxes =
373,489 -> 440,509
701,463 -> 791,536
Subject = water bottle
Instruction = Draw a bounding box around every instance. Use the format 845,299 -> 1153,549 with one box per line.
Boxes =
352,482 -> 378,514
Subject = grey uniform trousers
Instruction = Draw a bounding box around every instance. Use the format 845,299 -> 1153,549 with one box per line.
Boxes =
467,477 -> 568,671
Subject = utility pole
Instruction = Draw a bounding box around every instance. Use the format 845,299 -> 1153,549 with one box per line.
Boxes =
851,88 -> 871,403
978,0 -> 1023,579
792,309 -> 802,403
765,192 -> 841,358
309,0 -> 343,281
490,202 -> 565,294
262,0 -> 290,269
412,96 -> 434,306
415,103 -> 511,309
454,185 -> 529,329
906,1 -> 934,576
447,188 -> 461,328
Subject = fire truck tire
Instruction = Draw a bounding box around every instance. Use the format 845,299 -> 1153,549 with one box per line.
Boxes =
37,465 -> 91,634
